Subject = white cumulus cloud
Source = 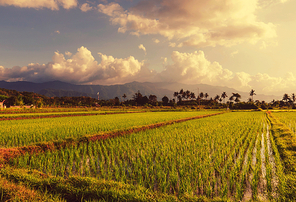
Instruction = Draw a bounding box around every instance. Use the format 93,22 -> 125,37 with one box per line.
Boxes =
1,47 -> 296,94
0,46 -> 152,85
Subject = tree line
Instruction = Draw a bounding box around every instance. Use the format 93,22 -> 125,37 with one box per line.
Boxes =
1,87 -> 296,109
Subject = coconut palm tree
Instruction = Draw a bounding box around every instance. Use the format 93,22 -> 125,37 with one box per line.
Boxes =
179,89 -> 184,95
214,95 -> 220,102
204,93 -> 209,100
250,89 -> 256,102
234,93 -> 241,103
185,90 -> 190,100
221,92 -> 227,103
122,94 -> 127,102
199,92 -> 204,100
283,93 -> 290,106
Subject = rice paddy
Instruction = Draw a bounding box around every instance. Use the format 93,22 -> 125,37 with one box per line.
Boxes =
0,109 -> 295,201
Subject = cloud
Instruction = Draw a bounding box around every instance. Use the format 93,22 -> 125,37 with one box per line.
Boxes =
0,0 -> 77,10
153,39 -> 160,44
157,51 -> 233,85
65,51 -> 72,56
1,47 -> 296,94
230,51 -> 239,57
169,42 -> 176,48
161,57 -> 167,65
98,0 -> 277,48
80,3 -> 93,12
55,30 -> 60,34
138,44 -> 146,55
258,0 -> 290,8
0,46 -> 154,85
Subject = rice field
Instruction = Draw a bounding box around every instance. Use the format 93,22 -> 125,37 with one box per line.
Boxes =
9,111 -> 283,201
271,111 -> 296,133
0,111 -> 219,148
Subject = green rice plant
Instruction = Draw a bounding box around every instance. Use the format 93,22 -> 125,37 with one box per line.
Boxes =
12,111 -> 269,200
0,111 -> 220,147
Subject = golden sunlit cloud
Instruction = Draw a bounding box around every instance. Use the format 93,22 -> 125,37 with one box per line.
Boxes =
0,0 -> 77,10
80,3 -> 93,12
153,39 -> 160,44
1,46 -> 296,93
138,44 -> 147,55
98,0 -> 277,48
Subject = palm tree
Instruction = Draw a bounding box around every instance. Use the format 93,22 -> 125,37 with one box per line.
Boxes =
122,94 -> 127,102
179,89 -> 184,95
184,90 -> 189,100
221,92 -> 227,103
182,91 -> 186,100
214,95 -> 220,102
204,93 -> 209,100
173,91 -> 178,98
283,93 -> 289,102
292,93 -> 296,108
177,95 -> 182,103
229,93 -> 241,103
199,92 -> 204,100
283,93 -> 290,106
250,89 -> 256,102
229,96 -> 234,102
234,96 -> 240,103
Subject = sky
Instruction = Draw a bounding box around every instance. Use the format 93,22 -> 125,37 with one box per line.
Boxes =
0,0 -> 296,95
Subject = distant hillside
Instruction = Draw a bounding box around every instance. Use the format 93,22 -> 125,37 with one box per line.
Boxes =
0,80 -> 281,102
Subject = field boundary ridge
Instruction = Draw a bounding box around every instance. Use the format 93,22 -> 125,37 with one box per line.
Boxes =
266,111 -> 296,200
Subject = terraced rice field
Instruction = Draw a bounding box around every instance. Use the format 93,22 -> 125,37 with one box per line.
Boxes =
0,109 -> 295,201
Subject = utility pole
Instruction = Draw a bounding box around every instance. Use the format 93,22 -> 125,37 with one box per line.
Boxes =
197,87 -> 200,108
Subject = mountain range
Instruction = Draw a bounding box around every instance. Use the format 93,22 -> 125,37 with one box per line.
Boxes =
0,80 -> 281,102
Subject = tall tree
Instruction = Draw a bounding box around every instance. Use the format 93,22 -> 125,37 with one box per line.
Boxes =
214,95 -> 220,102
292,93 -> 296,103
199,92 -> 204,100
221,92 -> 228,104
173,91 -> 178,99
162,96 -> 169,105
122,94 -> 127,102
190,92 -> 196,99
250,89 -> 256,102
283,93 -> 290,105
133,91 -> 143,105
229,93 -> 241,103
204,93 -> 209,100
149,95 -> 157,103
